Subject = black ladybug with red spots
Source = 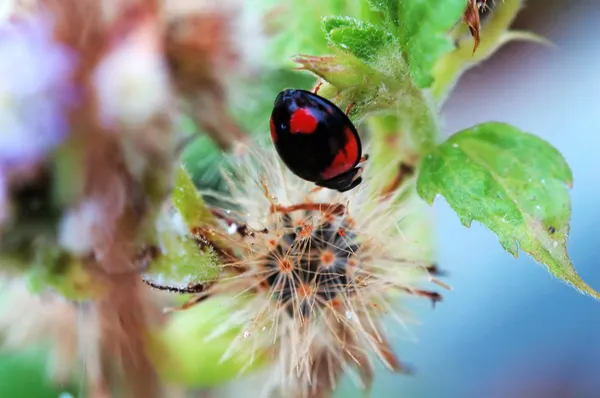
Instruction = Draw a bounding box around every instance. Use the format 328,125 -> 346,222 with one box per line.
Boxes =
269,87 -> 367,193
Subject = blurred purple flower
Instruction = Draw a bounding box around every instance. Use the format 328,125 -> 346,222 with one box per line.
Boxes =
0,12 -> 77,168
0,171 -> 7,224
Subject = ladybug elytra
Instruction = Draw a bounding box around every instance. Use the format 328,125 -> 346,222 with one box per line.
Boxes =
269,88 -> 366,193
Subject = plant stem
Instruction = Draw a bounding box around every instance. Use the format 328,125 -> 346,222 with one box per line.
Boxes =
431,0 -> 525,103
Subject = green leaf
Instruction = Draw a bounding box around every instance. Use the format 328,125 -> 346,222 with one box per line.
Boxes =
323,16 -> 392,61
144,166 -> 221,287
144,207 -> 220,287
417,122 -> 599,299
366,0 -> 399,23
172,166 -> 215,228
256,0 -> 362,66
396,0 -> 468,88
322,15 -> 358,32
0,347 -> 79,398
149,295 -> 268,388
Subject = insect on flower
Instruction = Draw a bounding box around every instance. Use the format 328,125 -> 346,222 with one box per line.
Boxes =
143,146 -> 448,397
269,85 -> 367,193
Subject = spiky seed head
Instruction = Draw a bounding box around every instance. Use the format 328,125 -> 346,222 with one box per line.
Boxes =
197,143 -> 444,397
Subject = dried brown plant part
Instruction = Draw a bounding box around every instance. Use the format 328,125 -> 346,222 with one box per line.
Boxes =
164,5 -> 249,151
463,0 -> 483,53
301,348 -> 345,398
40,1 -> 171,396
96,275 -> 162,398
380,162 -> 416,200
399,287 -> 443,308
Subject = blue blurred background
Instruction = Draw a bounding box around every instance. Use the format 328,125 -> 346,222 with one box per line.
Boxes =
362,1 -> 600,397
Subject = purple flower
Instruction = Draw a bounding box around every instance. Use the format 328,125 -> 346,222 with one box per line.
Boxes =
0,171 -> 7,224
0,12 -> 77,168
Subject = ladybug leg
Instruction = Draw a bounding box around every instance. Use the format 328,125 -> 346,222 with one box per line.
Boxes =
316,167 -> 363,193
359,154 -> 369,164
344,102 -> 356,116
312,80 -> 324,95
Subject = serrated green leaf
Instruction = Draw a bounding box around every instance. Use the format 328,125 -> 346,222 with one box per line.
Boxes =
322,15 -> 358,32
323,17 -> 392,61
417,122 -> 599,299
396,0 -> 468,87
366,0 -> 399,23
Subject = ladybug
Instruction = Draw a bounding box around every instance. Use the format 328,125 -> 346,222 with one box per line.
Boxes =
269,88 -> 366,193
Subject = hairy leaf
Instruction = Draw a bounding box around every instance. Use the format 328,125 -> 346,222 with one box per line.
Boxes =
144,208 -> 220,288
417,122 -> 599,298
366,0 -> 399,24
396,0 -> 468,87
172,166 -> 215,228
144,166 -> 220,287
323,16 -> 391,61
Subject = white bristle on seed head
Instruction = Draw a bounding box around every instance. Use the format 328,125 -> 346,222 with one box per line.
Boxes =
199,142 -> 442,396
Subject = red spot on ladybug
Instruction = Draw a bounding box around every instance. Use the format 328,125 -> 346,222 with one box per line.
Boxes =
270,118 -> 277,142
321,127 -> 359,180
270,89 -> 366,193
290,107 -> 318,134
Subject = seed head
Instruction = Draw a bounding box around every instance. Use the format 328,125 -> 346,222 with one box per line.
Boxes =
194,144 -> 445,397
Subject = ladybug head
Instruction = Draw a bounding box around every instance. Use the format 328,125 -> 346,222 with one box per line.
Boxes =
273,89 -> 300,108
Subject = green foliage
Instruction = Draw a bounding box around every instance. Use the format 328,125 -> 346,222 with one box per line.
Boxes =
296,0 -> 470,164
149,296 -> 267,388
144,166 -> 220,284
393,0 -> 468,88
27,254 -> 107,301
297,0 -> 597,299
318,0 -> 468,89
0,347 -> 78,398
172,166 -> 216,228
322,16 -> 392,61
255,0 -> 368,65
145,212 -> 220,287
417,123 -> 599,298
